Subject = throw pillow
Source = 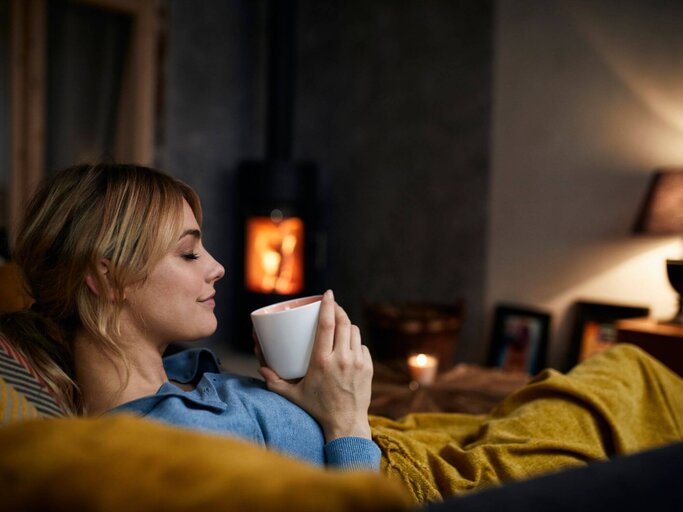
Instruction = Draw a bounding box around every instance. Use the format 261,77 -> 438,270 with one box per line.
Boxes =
0,415 -> 413,512
0,336 -> 66,421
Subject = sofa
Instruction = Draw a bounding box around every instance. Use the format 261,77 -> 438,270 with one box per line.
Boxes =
1,262 -> 682,511
0,331 -> 411,512
3,329 -> 683,512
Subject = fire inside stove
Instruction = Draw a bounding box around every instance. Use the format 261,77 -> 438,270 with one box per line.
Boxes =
245,211 -> 304,294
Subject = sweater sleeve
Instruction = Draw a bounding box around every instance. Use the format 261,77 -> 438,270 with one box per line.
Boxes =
324,437 -> 382,471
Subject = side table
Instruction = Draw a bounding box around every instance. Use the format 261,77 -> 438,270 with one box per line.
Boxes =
369,360 -> 529,419
615,318 -> 683,376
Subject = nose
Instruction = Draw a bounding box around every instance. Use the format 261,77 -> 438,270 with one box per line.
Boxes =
206,252 -> 225,283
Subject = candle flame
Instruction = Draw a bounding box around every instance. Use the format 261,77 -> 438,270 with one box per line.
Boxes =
416,353 -> 428,367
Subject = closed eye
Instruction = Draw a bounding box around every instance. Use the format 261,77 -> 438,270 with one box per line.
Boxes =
182,253 -> 199,261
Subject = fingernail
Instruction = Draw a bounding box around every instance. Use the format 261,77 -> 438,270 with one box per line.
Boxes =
325,289 -> 334,300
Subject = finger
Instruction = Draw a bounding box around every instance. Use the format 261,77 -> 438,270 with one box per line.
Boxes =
350,324 -> 362,352
258,365 -> 279,382
361,345 -> 374,375
312,290 -> 336,357
334,304 -> 352,353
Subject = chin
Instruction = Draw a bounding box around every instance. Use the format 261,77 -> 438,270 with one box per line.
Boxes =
201,320 -> 218,337
181,311 -> 218,340
178,323 -> 218,342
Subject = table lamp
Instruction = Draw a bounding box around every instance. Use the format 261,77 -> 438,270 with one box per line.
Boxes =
633,169 -> 683,323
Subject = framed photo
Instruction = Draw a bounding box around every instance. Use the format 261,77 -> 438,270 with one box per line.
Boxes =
566,301 -> 650,370
488,304 -> 551,375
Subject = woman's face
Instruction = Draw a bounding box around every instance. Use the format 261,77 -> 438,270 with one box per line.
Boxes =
122,200 -> 225,346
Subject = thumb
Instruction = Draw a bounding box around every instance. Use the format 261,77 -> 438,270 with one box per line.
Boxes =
259,366 -> 296,397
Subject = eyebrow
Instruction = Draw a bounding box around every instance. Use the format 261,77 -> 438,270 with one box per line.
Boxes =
178,229 -> 202,240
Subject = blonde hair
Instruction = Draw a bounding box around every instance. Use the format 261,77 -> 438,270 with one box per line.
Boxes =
0,163 -> 201,414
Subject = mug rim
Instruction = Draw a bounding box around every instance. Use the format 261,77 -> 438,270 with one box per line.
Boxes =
250,294 -> 323,317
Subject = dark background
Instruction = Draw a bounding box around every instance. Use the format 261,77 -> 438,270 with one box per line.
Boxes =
160,0 -> 492,363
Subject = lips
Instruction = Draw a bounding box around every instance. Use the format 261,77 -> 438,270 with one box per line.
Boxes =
198,293 -> 216,305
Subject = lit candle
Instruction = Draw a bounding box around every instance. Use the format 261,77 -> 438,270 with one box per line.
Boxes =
407,353 -> 438,386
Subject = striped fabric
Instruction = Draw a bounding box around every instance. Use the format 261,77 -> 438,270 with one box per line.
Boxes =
0,336 -> 66,419
0,377 -> 41,424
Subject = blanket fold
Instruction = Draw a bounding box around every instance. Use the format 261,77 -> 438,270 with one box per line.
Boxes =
370,344 -> 683,503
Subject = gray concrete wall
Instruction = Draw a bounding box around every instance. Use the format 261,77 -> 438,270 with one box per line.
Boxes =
296,1 -> 492,363
161,0 -> 493,363
160,0 -> 265,346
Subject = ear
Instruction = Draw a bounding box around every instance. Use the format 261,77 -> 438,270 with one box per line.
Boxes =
85,259 -> 112,298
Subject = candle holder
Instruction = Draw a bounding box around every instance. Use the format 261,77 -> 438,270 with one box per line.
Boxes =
407,353 -> 439,387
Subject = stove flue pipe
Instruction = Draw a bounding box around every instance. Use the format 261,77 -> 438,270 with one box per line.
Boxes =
266,0 -> 295,162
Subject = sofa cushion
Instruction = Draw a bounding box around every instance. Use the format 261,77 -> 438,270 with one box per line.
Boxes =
0,414 -> 412,512
0,336 -> 66,421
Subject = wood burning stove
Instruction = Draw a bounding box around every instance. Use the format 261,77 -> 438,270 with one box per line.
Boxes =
234,160 -> 321,351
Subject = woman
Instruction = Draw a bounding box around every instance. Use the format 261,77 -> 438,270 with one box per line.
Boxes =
2,163 -> 682,502
1,163 -> 378,471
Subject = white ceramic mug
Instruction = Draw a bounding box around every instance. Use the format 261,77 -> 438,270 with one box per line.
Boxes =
251,295 -> 323,379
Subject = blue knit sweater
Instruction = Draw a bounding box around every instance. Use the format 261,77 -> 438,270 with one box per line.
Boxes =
110,348 -> 381,471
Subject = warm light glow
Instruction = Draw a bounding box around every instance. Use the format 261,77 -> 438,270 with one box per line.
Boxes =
569,2 -> 683,135
407,353 -> 438,386
245,216 -> 304,294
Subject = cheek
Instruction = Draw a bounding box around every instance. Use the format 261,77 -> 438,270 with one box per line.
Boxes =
146,268 -> 193,298
127,280 -> 179,316
129,263 -> 204,315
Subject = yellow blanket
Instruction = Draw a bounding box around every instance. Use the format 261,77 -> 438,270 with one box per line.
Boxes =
370,344 -> 683,503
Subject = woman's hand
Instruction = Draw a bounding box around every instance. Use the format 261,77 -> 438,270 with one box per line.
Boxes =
258,290 -> 374,442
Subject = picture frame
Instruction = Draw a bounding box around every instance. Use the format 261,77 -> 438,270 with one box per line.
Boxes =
565,301 -> 650,370
488,304 -> 551,375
